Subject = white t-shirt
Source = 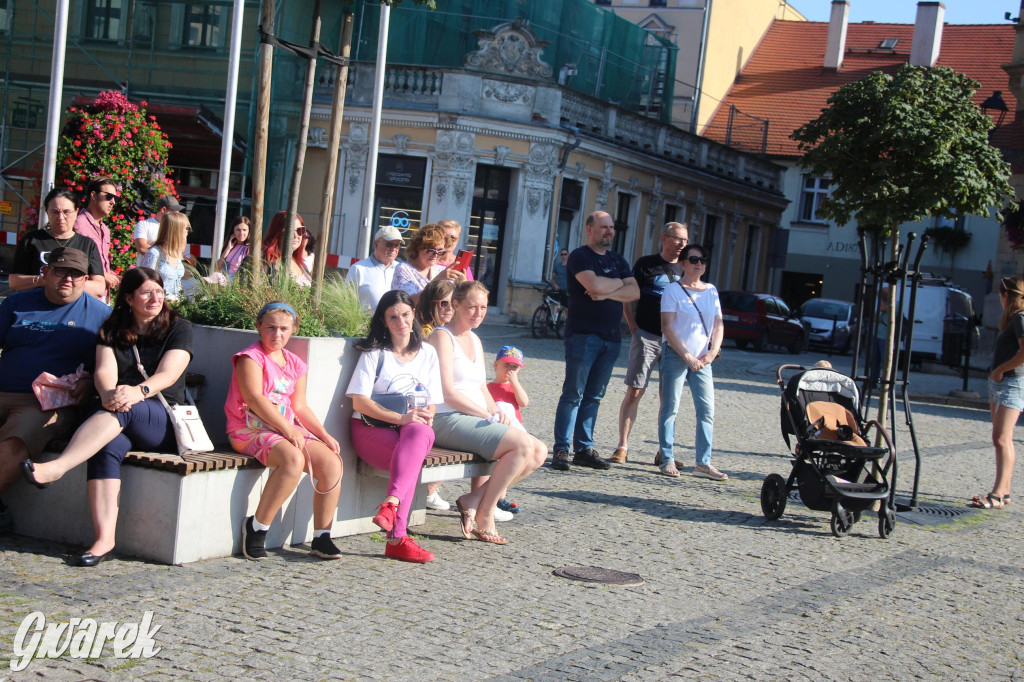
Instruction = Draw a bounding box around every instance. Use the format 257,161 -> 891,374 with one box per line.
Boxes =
345,256 -> 398,310
661,282 -> 722,357
133,217 -> 160,264
346,345 -> 443,419
433,327 -> 487,414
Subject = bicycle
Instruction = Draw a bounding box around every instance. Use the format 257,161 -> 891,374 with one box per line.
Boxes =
531,289 -> 567,339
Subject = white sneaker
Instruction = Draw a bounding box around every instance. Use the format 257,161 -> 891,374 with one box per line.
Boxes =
425,492 -> 450,511
494,507 -> 514,522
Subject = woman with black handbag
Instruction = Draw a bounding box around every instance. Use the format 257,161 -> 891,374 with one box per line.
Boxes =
20,267 -> 194,566
657,244 -> 727,480
346,290 -> 442,563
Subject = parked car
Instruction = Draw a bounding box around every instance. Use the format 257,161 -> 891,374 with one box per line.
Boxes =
719,291 -> 804,353
798,298 -> 858,354
903,279 -> 977,366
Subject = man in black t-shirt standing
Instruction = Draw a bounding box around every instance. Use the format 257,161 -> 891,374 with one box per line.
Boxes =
610,222 -> 688,467
552,211 -> 639,472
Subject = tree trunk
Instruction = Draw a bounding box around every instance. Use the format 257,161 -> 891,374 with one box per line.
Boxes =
875,229 -> 899,433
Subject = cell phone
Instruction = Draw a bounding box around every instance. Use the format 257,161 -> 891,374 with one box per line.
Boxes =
453,249 -> 474,273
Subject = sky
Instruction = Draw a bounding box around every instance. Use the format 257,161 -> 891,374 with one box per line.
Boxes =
792,0 -> 1018,25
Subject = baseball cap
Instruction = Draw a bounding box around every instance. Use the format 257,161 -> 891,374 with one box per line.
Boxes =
374,225 -> 405,243
156,195 -> 184,212
496,345 -> 525,368
46,247 -> 90,275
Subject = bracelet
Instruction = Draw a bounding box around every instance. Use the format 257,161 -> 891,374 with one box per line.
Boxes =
33,275 -> 40,286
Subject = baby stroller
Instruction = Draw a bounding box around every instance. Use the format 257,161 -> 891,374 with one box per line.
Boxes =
761,364 -> 897,538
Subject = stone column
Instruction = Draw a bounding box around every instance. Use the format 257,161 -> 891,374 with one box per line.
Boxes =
426,130 -> 476,232
512,142 -> 558,282
338,122 -> 369,257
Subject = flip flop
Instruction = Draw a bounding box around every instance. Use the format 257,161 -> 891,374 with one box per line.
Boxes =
659,465 -> 680,477
969,493 -> 1004,509
455,497 -> 475,539
470,528 -> 507,544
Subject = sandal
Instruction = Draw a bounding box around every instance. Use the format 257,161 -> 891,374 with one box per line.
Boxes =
470,528 -> 507,544
693,464 -> 728,481
455,497 -> 475,539
969,493 -> 1004,509
609,447 -> 628,464
659,464 -> 680,477
1004,495 -> 1012,506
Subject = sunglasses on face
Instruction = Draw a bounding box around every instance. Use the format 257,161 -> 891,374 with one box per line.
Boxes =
425,248 -> 447,257
436,299 -> 452,309
51,267 -> 86,280
46,208 -> 76,219
96,191 -> 119,202
382,241 -> 403,250
687,256 -> 709,265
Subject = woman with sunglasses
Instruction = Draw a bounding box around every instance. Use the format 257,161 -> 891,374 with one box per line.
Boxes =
414,278 -> 456,511
972,276 -> 1024,509
20,268 -> 193,566
657,244 -> 727,480
74,177 -> 122,295
139,212 -> 191,300
263,211 -> 312,286
436,219 -> 474,281
392,223 -> 463,305
10,187 -> 106,299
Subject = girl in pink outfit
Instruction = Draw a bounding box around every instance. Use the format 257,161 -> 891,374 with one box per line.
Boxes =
225,302 -> 343,561
347,289 -> 442,563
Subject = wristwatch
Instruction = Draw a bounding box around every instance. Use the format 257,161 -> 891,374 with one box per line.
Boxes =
140,384 -> 151,396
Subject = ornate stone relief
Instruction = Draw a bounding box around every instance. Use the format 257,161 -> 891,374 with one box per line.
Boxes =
465,18 -> 553,80
307,127 -> 327,149
430,130 -> 476,208
571,161 -> 586,181
394,134 -> 410,155
595,161 -> 614,211
494,145 -> 511,166
482,80 -> 535,106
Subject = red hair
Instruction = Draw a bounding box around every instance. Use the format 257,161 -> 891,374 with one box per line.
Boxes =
262,211 -> 306,266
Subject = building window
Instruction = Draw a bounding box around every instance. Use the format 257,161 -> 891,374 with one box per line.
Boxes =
613,192 -> 632,256
84,0 -> 124,41
595,0 -> 612,5
182,4 -> 225,48
798,176 -> 830,223
650,0 -> 668,6
0,0 -> 10,34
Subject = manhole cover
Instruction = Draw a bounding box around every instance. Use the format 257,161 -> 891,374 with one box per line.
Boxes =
895,502 -> 979,527
552,566 -> 644,586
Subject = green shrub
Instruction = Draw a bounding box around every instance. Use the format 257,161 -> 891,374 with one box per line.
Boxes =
173,271 -> 370,338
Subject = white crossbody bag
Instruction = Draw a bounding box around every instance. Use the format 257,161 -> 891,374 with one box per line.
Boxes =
132,345 -> 214,456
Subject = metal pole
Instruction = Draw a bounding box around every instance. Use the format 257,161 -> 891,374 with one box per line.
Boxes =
249,0 -> 276,280
357,3 -> 391,260
39,0 -> 70,228
689,0 -> 712,133
212,0 -> 246,272
313,13 -> 354,307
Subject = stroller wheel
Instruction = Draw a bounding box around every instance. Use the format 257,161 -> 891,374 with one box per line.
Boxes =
830,505 -> 854,538
878,508 -> 895,539
760,474 -> 788,520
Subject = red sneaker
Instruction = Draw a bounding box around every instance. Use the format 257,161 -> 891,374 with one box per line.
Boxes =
372,501 -> 397,532
385,536 -> 435,563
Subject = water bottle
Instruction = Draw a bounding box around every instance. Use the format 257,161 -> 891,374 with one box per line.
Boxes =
406,382 -> 429,412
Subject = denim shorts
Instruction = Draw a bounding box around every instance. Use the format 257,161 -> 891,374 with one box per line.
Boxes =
989,374 -> 1024,411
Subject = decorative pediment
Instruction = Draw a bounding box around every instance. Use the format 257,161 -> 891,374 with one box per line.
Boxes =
465,18 -> 553,80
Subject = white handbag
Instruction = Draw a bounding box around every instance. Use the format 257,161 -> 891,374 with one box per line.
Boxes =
132,346 -> 214,456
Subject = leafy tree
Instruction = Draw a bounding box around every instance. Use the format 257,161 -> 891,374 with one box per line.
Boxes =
792,65 -> 1012,425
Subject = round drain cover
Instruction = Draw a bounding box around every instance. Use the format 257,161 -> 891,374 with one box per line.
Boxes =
552,566 -> 644,586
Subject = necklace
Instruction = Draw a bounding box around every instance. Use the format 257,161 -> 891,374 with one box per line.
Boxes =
46,229 -> 74,247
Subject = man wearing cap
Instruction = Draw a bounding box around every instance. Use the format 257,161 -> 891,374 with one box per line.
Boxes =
346,225 -> 405,310
133,195 -> 184,263
0,247 -> 111,532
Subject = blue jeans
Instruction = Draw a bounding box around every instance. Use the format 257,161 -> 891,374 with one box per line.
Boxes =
554,333 -> 621,452
658,343 -> 715,466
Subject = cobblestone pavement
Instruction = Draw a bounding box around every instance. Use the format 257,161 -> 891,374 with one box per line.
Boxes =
1,324 -> 1022,680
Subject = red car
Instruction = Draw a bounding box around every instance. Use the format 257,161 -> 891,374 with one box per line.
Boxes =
719,291 -> 804,353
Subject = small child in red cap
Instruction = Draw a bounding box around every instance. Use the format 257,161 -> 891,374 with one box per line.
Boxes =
486,345 -> 528,515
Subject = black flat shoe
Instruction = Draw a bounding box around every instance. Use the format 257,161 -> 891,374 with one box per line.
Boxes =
19,460 -> 48,489
77,548 -> 115,567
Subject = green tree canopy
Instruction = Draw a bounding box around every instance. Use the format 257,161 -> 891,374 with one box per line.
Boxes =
791,65 -> 1011,234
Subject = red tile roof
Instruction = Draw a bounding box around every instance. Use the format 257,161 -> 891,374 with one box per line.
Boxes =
702,21 -> 1018,160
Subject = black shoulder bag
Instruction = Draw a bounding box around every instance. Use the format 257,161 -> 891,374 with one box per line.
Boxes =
678,282 -> 721,362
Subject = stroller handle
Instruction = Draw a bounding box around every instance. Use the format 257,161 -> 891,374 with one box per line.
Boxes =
776,364 -> 807,387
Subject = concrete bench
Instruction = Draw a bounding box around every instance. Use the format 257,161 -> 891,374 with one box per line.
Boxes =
7,443 -> 492,565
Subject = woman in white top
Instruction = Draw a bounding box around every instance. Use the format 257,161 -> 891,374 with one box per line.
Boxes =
346,290 -> 442,563
658,244 -> 727,480
139,212 -> 189,299
428,281 -> 546,544
392,223 -> 463,305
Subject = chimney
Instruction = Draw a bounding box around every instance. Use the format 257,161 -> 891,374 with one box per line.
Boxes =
824,1 -> 850,69
910,2 -> 945,67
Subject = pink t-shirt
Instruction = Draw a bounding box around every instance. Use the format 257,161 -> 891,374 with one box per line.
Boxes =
225,342 -> 308,433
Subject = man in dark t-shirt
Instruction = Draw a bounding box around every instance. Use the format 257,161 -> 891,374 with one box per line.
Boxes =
552,211 -> 638,472
610,222 -> 688,467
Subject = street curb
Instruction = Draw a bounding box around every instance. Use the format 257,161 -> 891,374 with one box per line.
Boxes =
910,393 -> 989,410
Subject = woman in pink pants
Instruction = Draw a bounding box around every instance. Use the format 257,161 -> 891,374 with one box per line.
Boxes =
346,290 -> 442,563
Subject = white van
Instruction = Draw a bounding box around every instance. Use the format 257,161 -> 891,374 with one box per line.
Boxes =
902,279 -> 976,365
